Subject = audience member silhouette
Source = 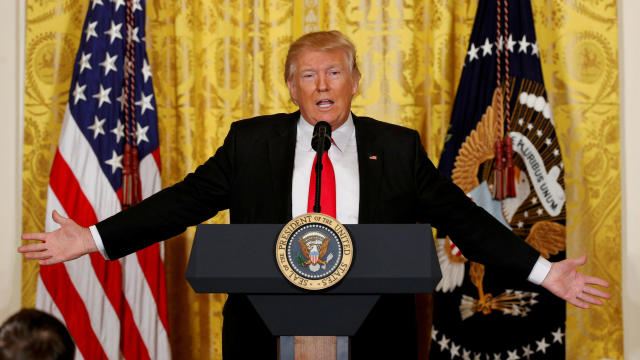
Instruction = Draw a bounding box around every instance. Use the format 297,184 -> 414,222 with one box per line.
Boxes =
0,309 -> 74,360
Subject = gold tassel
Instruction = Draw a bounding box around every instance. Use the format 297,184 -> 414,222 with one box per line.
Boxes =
492,139 -> 504,200
504,135 -> 516,198
122,142 -> 141,209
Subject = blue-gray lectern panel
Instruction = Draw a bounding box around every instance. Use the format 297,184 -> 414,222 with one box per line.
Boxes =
185,223 -> 441,294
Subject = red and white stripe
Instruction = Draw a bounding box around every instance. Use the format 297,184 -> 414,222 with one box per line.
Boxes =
36,107 -> 170,359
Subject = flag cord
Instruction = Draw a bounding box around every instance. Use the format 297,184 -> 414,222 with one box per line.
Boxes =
493,0 -> 516,199
122,0 -> 140,208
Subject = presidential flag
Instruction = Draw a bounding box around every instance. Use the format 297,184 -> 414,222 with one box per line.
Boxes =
35,0 -> 170,358
431,1 -> 567,359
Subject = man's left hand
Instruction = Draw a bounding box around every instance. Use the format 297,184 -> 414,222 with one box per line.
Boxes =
541,254 -> 611,308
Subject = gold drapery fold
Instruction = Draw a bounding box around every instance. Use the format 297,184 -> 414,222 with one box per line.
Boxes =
22,1 -> 621,359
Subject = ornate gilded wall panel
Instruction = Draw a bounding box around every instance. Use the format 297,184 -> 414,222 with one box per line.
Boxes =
22,0 -> 621,358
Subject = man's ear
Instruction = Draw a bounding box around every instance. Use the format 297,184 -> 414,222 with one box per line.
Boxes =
351,74 -> 360,95
287,79 -> 298,105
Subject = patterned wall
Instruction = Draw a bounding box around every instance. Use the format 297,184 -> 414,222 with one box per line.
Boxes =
22,1 -> 621,358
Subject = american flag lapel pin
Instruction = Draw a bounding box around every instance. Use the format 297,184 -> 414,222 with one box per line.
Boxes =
368,155 -> 378,160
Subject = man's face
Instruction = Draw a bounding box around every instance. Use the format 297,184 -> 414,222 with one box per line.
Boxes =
287,49 -> 359,130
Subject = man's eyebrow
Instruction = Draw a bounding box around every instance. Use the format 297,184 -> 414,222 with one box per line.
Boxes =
324,63 -> 344,69
299,63 -> 345,72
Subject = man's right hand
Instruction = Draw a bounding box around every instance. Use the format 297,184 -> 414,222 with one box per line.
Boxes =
19,210 -> 98,265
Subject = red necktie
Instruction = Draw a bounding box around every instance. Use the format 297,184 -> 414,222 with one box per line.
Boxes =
307,152 -> 336,217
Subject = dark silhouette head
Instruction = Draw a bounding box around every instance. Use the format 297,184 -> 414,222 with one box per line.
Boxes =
0,309 -> 75,360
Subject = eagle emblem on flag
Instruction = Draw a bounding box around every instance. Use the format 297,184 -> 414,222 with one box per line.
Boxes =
436,85 -> 566,319
431,0 -> 568,357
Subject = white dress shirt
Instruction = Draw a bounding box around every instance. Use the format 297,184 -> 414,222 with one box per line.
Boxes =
91,114 -> 551,284
291,114 -> 359,224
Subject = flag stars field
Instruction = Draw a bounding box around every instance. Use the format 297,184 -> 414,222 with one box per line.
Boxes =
72,83 -> 87,104
481,38 -> 493,56
506,34 -> 516,52
85,20 -> 98,41
465,33 -> 541,66
92,85 -> 112,108
135,92 -> 154,115
142,59 -> 152,83
116,92 -> 125,110
91,0 -> 103,10
127,25 -> 140,43
88,116 -> 106,139
111,120 -> 124,143
104,150 -> 123,174
467,43 -> 480,62
132,0 -> 143,12
531,42 -> 539,57
535,337 -> 550,354
88,116 -> 107,139
461,348 -> 471,360
506,349 -> 519,360
111,0 -> 125,11
518,35 -> 530,53
78,52 -> 92,74
104,20 -> 123,44
438,334 -> 450,351
136,123 -> 150,145
551,327 -> 564,344
100,52 -> 118,76
449,341 -> 460,358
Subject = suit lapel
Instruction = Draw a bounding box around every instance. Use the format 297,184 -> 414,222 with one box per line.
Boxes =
354,114 -> 384,223
268,111 -> 298,222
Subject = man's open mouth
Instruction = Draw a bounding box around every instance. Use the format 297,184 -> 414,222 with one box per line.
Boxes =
316,99 -> 334,108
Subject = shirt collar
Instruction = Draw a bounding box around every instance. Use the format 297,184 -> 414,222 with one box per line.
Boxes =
297,113 -> 355,152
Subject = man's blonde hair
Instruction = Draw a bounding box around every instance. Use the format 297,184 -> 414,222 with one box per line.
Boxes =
284,30 -> 361,82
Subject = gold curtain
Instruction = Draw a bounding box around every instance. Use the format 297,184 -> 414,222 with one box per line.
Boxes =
22,0 -> 621,359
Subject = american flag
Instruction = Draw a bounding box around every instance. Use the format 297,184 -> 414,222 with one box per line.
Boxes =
35,0 -> 170,359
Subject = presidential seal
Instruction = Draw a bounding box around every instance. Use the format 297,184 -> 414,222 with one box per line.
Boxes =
275,213 -> 354,290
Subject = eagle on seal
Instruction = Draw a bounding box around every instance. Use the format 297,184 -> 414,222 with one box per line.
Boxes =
298,233 -> 330,266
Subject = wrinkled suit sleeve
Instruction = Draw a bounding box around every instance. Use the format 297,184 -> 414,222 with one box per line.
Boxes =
410,131 -> 539,279
95,123 -> 238,260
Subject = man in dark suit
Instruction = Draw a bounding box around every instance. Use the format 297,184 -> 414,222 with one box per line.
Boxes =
20,31 -> 610,358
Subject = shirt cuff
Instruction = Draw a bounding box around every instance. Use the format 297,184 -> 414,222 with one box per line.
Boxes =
89,225 -> 109,260
527,256 -> 552,285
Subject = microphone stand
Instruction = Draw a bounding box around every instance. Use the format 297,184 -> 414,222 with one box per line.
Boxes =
313,125 -> 330,213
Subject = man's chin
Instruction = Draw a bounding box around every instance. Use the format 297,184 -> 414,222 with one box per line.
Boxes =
313,115 -> 348,129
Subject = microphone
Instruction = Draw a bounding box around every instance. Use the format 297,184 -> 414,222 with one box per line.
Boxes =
311,121 -> 332,152
311,121 -> 332,213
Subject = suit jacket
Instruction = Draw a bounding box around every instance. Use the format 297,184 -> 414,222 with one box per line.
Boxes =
97,111 -> 539,358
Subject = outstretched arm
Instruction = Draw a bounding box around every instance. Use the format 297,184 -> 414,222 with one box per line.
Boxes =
542,254 -> 610,308
18,210 -> 97,265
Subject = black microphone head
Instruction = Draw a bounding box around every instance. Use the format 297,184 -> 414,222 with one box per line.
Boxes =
311,121 -> 332,152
